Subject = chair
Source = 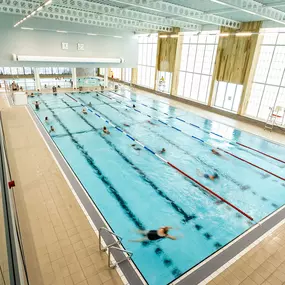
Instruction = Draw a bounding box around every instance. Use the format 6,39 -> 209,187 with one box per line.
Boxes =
264,105 -> 285,131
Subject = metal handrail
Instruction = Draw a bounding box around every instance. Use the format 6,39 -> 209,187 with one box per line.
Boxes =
99,227 -> 122,252
108,246 -> 133,269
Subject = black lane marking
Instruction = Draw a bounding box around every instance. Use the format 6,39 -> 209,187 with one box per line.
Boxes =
61,98 -> 197,224
53,130 -> 97,138
70,96 -> 224,249
40,98 -> 183,278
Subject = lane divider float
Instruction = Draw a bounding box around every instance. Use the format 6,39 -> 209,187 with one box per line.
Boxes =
94,92 -> 285,181
109,90 -> 284,165
65,93 -> 254,221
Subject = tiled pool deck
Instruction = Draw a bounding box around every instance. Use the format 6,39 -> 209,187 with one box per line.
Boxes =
1,87 -> 285,285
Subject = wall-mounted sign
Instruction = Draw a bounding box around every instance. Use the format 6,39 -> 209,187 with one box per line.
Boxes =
77,43 -> 84,51
61,42 -> 68,50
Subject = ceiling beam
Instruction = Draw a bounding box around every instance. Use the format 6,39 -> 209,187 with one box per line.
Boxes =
0,3 -> 170,32
210,0 -> 285,25
107,0 -> 241,29
55,0 -> 201,31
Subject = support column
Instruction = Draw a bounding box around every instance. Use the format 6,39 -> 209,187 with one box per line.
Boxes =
34,68 -> 41,91
71,68 -> 77,89
104,68 -> 108,87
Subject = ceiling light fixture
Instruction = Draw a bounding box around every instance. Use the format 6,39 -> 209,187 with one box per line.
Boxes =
159,35 -> 168,38
87,33 -> 97,36
56,30 -> 67,33
14,0 -> 52,28
170,34 -> 179,38
21,27 -> 34,30
113,36 -> 122,38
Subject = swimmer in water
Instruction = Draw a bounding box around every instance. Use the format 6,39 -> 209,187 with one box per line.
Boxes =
160,148 -> 166,154
132,104 -> 136,108
131,144 -> 141,151
88,102 -> 92,107
82,108 -> 88,114
130,226 -> 177,242
45,116 -> 49,123
123,123 -> 130,127
103,126 -> 110,134
211,149 -> 221,156
197,169 -> 219,181
33,100 -> 40,110
49,126 -> 55,133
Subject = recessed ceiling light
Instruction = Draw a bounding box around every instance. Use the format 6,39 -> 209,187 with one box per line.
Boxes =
21,27 -> 34,30
37,6 -> 43,11
87,33 -> 97,36
56,30 -> 67,33
113,36 -> 122,38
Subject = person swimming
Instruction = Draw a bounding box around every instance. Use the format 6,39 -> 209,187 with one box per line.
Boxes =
34,101 -> 40,110
103,126 -> 110,134
82,108 -> 88,114
211,149 -> 221,156
130,226 -> 177,242
49,126 -> 55,133
197,169 -> 219,181
160,148 -> 166,154
45,116 -> 49,123
123,123 -> 130,127
131,144 -> 141,151
88,102 -> 92,107
132,104 -> 136,108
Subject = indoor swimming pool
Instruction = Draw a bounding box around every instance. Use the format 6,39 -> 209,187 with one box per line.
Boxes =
28,90 -> 285,285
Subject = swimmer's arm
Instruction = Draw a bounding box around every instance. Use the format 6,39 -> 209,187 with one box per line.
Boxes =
166,235 -> 176,240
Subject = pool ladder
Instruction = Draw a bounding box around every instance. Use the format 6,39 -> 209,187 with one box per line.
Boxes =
99,227 -> 133,269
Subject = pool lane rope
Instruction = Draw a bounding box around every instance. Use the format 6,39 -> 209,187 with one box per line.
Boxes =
81,92 -> 278,209
39,98 -> 183,278
91,91 -> 285,182
66,93 -> 254,221
108,90 -> 285,165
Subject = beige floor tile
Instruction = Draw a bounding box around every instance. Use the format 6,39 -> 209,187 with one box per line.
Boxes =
86,274 -> 103,285
71,270 -> 86,284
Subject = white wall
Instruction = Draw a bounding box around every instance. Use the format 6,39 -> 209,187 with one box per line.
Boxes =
0,13 -> 138,68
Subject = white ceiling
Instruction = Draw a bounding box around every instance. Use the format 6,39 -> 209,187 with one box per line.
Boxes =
1,0 -> 285,32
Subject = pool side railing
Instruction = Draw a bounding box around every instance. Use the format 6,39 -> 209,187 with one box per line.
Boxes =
99,227 -> 133,269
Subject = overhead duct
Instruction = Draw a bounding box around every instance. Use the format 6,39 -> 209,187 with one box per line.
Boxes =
12,54 -> 124,63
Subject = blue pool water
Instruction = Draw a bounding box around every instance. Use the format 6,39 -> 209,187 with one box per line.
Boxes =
29,90 -> 285,285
